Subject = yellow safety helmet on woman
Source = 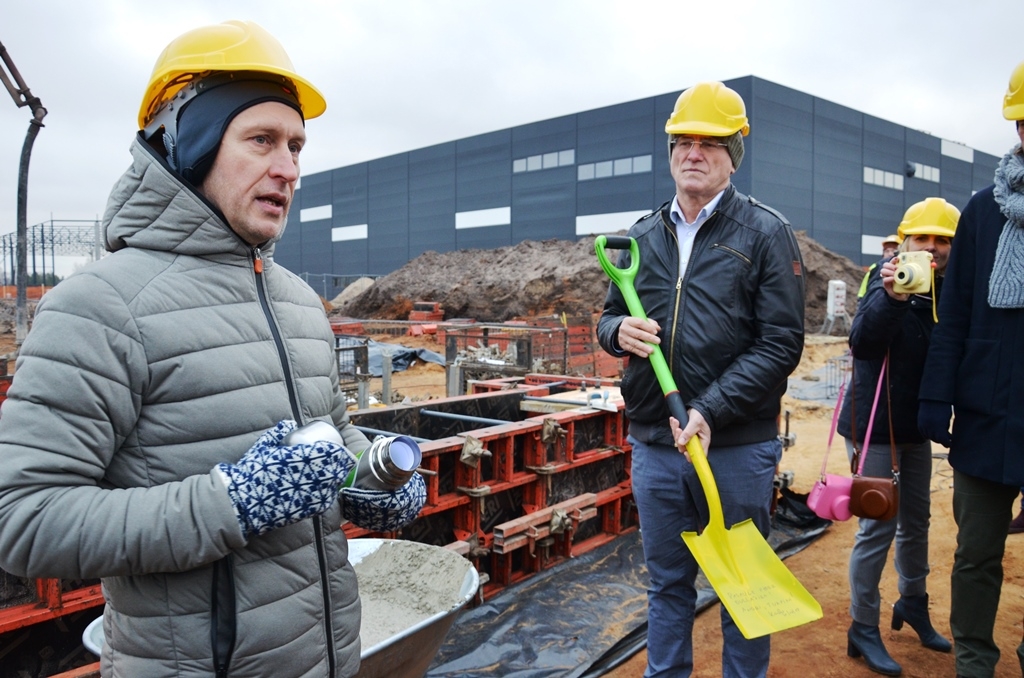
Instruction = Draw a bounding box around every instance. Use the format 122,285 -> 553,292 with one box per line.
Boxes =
897,197 -> 960,240
138,20 -> 326,133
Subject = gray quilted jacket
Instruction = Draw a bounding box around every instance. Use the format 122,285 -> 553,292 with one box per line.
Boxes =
0,136 -> 365,677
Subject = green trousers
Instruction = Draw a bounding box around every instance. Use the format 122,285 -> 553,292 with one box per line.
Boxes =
951,469 -> 1024,678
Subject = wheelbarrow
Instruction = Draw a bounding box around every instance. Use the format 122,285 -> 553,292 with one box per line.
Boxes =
82,538 -> 479,678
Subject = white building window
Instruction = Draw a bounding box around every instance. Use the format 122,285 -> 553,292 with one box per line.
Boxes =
911,162 -> 940,183
577,154 -> 653,181
863,166 -> 904,191
300,204 -> 332,222
512,149 -> 576,173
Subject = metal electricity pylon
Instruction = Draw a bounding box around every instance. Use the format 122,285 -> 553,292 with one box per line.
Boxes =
1,40 -> 47,345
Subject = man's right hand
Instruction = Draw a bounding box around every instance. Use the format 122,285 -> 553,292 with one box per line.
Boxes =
617,317 -> 661,358
917,400 -> 953,448
216,420 -> 357,539
669,409 -> 711,462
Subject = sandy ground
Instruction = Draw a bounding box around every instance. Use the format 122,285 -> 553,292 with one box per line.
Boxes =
383,333 -> 1024,678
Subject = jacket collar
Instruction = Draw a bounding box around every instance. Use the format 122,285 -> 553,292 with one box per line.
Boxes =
101,135 -> 279,261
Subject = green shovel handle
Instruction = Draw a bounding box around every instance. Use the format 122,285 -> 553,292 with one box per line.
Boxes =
595,234 -> 724,529
594,235 -> 683,420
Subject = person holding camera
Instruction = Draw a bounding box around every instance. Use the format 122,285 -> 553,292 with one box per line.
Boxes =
918,59 -> 1024,678
837,197 -> 958,675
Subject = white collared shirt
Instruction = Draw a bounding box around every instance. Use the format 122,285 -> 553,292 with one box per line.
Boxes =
670,190 -> 725,278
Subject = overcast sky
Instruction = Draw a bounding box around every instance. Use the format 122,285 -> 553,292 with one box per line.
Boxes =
1,0 -> 1021,253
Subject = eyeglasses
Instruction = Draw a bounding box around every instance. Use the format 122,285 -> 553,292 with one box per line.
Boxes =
670,136 -> 729,154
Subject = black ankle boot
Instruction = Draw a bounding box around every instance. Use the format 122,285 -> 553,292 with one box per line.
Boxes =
891,594 -> 952,653
848,621 -> 902,676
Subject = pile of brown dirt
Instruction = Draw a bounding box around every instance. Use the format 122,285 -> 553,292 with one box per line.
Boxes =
331,232 -> 866,332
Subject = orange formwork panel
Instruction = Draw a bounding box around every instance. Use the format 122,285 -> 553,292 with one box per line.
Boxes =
345,380 -> 636,600
0,577 -> 104,635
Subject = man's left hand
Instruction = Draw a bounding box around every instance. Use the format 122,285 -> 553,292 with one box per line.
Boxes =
341,472 -> 426,532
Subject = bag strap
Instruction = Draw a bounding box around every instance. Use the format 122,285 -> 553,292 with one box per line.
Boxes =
818,366 -> 849,479
884,349 -> 900,481
855,354 -> 889,476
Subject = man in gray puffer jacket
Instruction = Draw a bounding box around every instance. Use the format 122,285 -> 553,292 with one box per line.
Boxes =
0,20 -> 425,678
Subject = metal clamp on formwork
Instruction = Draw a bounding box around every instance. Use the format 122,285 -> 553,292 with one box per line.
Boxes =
526,417 -> 566,474
492,493 -> 598,556
459,434 -> 492,469
456,484 -> 492,497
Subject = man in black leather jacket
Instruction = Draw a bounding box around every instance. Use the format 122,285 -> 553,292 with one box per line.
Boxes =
598,81 -> 804,677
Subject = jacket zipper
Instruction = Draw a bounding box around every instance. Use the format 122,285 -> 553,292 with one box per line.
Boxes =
710,242 -> 752,265
665,210 -> 717,367
252,247 -> 337,678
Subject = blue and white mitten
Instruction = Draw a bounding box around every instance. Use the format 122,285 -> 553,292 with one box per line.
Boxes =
341,472 -> 426,532
217,420 -> 357,539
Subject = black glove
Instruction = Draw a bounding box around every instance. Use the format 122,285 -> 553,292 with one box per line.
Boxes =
918,400 -> 953,448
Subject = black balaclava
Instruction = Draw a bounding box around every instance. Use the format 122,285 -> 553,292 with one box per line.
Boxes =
172,78 -> 303,186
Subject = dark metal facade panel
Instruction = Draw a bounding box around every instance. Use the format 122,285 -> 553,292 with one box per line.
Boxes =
862,115 -> 905,172
577,98 -> 655,163
812,100 -> 864,251
903,180 -> 940,211
456,130 -> 512,212
512,166 -> 576,241
300,170 -> 332,207
905,128 -> 941,167
334,236 -> 368,276
512,115 -> 576,158
939,156 -> 974,212
299,218 -> 333,274
409,142 -> 457,258
457,224 -> 512,250
368,155 -> 409,274
331,163 -> 368,226
972,150 -> 999,192
577,173 -> 655,216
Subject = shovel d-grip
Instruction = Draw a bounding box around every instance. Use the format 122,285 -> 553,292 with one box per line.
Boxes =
594,235 -> 687,425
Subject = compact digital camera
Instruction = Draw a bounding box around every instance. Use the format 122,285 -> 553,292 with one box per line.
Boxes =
892,251 -> 933,295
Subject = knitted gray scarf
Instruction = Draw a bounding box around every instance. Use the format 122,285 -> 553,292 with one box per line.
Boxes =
990,146 -> 1024,308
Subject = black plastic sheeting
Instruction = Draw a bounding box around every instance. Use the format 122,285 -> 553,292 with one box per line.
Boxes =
336,337 -> 445,377
426,488 -> 830,678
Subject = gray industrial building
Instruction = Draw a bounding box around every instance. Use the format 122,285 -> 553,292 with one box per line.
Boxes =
276,75 -> 1000,284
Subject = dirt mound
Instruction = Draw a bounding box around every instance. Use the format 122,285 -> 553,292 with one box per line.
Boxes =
335,238 -> 610,322
332,231 -> 865,332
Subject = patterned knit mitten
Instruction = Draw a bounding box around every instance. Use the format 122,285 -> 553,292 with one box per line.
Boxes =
341,472 -> 426,532
217,420 -> 356,538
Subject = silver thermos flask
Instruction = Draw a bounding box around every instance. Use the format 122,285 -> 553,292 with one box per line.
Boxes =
282,421 -> 422,491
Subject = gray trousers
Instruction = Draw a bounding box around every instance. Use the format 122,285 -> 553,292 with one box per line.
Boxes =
844,438 -> 934,626
950,469 -> 1024,678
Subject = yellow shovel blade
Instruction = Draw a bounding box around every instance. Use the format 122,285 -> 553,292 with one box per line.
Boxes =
681,438 -> 822,639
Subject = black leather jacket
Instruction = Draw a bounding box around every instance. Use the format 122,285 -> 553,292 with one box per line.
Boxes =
598,185 -> 805,448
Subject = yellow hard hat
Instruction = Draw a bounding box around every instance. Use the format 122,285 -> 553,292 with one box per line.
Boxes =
1004,60 -> 1024,121
897,198 -> 960,240
138,20 -> 326,131
882,234 -> 901,246
665,82 -> 750,137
